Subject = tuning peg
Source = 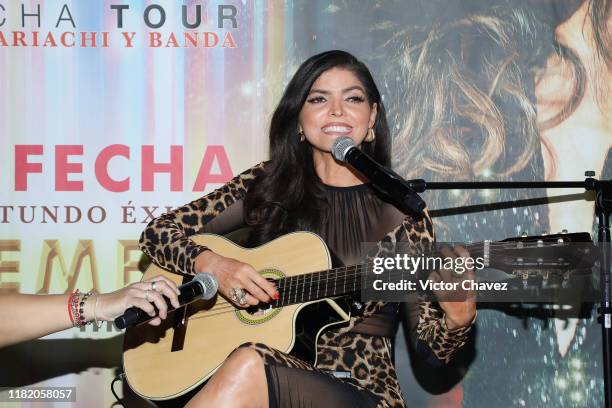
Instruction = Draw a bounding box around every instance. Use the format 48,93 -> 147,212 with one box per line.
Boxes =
541,231 -> 548,236
562,229 -> 568,234
521,231 -> 528,237
542,271 -> 549,287
585,171 -> 595,177
537,239 -> 544,247
562,272 -> 570,288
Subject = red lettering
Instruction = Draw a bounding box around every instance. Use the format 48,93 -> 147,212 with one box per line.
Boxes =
55,145 -> 83,191
193,145 -> 233,191
222,32 -> 236,48
81,32 -> 96,47
185,32 -> 198,47
204,32 -> 218,48
166,32 -> 179,47
95,144 -> 130,192
14,144 -> 234,192
141,146 -> 183,191
121,32 -> 136,48
15,145 -> 43,191
61,32 -> 74,47
13,31 -> 26,46
149,32 -> 162,47
43,32 -> 57,47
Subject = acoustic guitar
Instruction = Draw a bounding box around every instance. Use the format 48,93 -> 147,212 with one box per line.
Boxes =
122,231 -> 597,400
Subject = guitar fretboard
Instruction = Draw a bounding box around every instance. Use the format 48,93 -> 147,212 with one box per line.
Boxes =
273,263 -> 371,307
265,234 -> 589,308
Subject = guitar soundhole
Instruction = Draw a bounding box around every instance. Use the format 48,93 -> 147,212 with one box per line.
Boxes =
236,303 -> 282,325
246,305 -> 276,317
234,268 -> 284,325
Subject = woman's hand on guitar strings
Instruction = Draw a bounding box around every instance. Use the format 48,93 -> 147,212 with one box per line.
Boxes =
195,250 -> 278,307
429,245 -> 477,330
94,275 -> 181,326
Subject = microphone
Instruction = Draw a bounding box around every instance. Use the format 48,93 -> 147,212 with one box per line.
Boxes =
331,136 -> 426,214
114,272 -> 218,329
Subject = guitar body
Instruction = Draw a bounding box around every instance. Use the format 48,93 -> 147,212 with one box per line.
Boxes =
122,232 -> 351,400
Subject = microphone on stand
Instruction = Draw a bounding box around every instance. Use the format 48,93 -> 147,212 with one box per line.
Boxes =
114,272 -> 218,329
331,136 -> 426,214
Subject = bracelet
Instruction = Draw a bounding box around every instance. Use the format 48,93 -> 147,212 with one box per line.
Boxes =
68,290 -> 95,327
78,291 -> 94,327
93,294 -> 103,328
68,290 -> 78,326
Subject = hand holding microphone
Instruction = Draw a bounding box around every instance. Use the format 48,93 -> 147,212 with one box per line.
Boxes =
113,273 -> 218,329
91,275 -> 182,327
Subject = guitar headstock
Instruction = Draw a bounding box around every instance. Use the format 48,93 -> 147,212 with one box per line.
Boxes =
489,231 -> 598,281
500,231 -> 593,244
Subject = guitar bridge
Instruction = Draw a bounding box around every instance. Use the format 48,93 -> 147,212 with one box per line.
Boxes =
171,275 -> 192,352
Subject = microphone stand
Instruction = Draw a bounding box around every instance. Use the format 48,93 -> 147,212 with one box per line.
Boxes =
402,172 -> 612,408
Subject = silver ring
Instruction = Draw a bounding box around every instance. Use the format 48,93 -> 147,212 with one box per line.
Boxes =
230,287 -> 247,306
151,281 -> 157,291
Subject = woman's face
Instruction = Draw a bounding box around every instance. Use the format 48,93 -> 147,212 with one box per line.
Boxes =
298,67 -> 377,154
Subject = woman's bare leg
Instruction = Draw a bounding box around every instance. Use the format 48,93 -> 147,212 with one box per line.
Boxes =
185,348 -> 269,408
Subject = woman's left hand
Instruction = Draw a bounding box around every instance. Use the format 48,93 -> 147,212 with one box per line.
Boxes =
430,245 -> 477,330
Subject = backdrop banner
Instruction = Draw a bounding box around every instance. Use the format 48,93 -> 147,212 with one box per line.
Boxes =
1,1 -> 609,407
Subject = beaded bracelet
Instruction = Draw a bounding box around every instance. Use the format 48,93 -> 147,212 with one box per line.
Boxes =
78,291 -> 94,327
68,290 -> 78,325
68,290 -> 95,327
68,290 -> 80,327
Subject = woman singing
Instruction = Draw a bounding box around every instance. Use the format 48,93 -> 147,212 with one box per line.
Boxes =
139,50 -> 476,408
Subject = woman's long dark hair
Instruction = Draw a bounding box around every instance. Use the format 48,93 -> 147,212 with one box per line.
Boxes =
244,50 -> 391,245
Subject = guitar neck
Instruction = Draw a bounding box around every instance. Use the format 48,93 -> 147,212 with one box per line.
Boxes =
271,242 -> 488,307
268,230 -> 593,308
273,263 -> 368,307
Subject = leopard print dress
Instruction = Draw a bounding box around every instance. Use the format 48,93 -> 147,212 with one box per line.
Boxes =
139,162 -> 473,408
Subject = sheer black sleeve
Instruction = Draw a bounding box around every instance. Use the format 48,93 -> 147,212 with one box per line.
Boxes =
138,162 -> 265,275
367,209 -> 474,365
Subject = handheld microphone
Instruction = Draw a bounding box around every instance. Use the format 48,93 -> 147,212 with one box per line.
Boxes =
114,272 -> 218,329
331,136 -> 426,214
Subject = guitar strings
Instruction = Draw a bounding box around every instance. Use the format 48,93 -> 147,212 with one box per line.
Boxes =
266,241 -> 576,296
262,240 -> 575,302
209,239 -> 579,309
231,240 -> 579,306
180,270 -> 558,321
175,240 -> 584,319
208,240 -> 572,310
182,265 -> 370,319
